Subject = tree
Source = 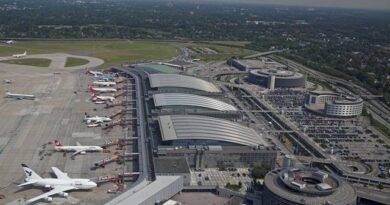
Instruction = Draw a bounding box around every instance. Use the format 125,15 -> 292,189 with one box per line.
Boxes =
251,165 -> 270,179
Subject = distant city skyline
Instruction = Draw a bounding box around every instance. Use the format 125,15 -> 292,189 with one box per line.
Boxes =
180,0 -> 390,10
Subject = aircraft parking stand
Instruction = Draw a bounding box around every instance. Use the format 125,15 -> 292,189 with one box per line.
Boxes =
0,64 -> 134,204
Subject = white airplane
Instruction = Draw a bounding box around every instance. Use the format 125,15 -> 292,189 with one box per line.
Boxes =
88,85 -> 117,93
53,140 -> 103,157
85,69 -> 103,77
5,40 -> 15,44
12,51 -> 27,58
84,113 -> 111,124
92,81 -> 116,87
5,91 -> 35,100
91,93 -> 115,102
18,164 -> 97,204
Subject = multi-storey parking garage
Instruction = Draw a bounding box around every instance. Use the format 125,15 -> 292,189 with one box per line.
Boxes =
305,91 -> 363,117
248,68 -> 305,88
263,168 -> 357,205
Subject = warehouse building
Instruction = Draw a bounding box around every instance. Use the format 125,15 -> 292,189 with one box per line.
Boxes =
248,69 -> 305,88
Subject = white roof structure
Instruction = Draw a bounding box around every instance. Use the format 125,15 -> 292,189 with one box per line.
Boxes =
158,115 -> 265,147
153,93 -> 237,112
149,74 -> 221,93
105,176 -> 183,205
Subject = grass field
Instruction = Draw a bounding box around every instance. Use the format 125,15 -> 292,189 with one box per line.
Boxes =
65,57 -> 90,67
1,58 -> 52,67
0,40 -> 179,66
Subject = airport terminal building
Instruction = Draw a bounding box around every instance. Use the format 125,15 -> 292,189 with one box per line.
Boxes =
146,73 -> 276,170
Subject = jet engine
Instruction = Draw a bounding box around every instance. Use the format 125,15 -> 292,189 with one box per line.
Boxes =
59,192 -> 69,197
45,197 -> 53,202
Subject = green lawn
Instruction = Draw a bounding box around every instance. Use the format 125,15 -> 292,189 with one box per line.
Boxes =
1,58 -> 52,67
65,57 -> 90,67
0,40 -> 179,66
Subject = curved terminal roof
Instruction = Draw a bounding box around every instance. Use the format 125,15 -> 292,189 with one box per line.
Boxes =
149,74 -> 221,93
153,93 -> 237,112
158,115 -> 264,147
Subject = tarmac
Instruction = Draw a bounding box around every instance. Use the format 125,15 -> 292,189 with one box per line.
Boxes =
0,53 -> 104,70
0,54 -> 134,204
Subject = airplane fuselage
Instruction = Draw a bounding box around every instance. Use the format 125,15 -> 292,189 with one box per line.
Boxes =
55,146 -> 103,153
93,81 -> 116,87
31,178 -> 96,190
90,87 -> 117,93
84,116 -> 111,124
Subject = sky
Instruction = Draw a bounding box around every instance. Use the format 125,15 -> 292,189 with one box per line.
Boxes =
190,0 -> 390,10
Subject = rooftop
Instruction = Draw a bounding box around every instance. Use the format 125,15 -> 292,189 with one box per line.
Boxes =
250,68 -> 304,78
154,157 -> 190,174
158,115 -> 266,147
264,168 -> 357,205
153,93 -> 237,112
149,74 -> 221,93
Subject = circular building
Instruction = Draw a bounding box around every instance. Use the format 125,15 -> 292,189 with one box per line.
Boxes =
263,168 -> 357,205
305,91 -> 363,117
248,69 -> 305,88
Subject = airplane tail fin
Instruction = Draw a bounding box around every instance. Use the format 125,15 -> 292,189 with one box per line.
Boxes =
23,51 -> 27,55
88,84 -> 95,93
21,164 -> 42,181
54,139 -> 63,146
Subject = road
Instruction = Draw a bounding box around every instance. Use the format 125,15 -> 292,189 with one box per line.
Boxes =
272,55 -> 390,130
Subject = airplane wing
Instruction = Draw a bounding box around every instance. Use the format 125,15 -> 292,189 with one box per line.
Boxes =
51,167 -> 70,180
26,185 -> 75,204
71,149 -> 87,157
18,180 -> 36,187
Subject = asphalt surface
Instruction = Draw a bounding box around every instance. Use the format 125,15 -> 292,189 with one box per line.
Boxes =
0,58 -> 133,204
0,53 -> 104,70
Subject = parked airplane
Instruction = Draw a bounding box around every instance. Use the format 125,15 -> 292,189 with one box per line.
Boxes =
84,113 -> 111,124
18,164 -> 97,204
85,69 -> 103,77
12,51 -> 27,58
53,140 -> 103,157
4,40 -> 15,44
88,85 -> 117,93
92,81 -> 116,87
91,93 -> 115,102
5,92 -> 35,100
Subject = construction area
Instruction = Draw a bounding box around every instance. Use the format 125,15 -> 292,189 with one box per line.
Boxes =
0,56 -> 139,204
